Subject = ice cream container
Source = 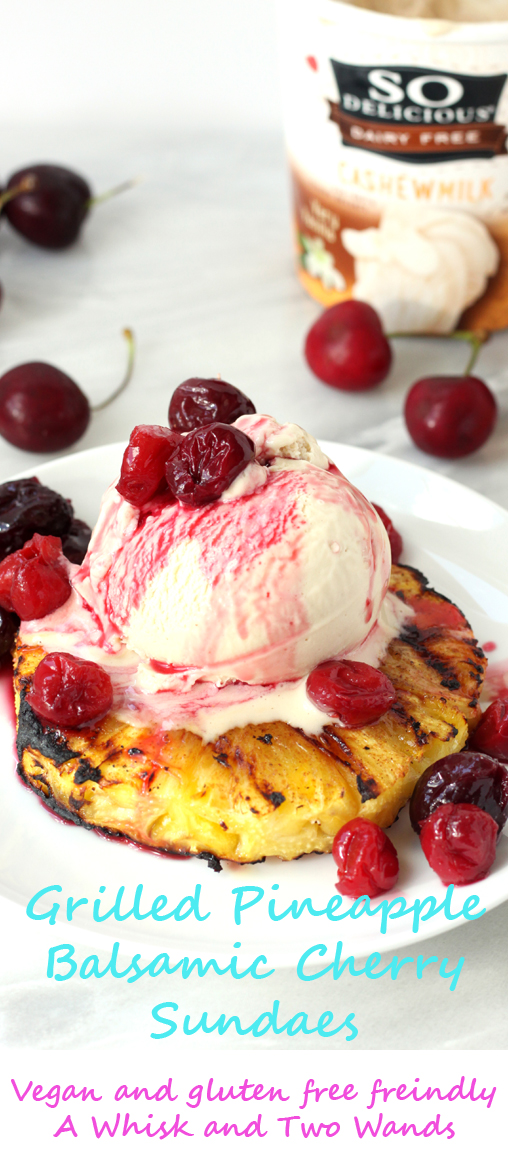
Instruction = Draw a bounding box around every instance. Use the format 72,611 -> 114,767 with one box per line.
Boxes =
277,0 -> 508,331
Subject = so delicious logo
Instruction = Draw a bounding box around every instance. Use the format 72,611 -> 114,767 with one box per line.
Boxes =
329,63 -> 508,163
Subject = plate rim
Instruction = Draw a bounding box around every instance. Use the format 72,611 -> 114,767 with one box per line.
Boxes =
8,437 -> 508,527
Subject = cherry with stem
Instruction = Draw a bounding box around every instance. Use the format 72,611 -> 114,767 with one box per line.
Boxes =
398,328 -> 497,459
0,328 -> 136,453
3,165 -> 140,250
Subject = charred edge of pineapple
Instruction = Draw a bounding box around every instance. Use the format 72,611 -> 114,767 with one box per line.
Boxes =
16,687 -> 80,765
393,563 -> 482,643
11,563 -> 487,868
17,752 -> 224,865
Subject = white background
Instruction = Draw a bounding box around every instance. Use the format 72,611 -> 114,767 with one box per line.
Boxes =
0,0 -> 282,131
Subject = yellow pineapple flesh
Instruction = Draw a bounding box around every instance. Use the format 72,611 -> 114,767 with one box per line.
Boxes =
14,565 -> 486,865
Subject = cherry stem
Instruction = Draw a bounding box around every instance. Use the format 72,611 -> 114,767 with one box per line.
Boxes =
91,328 -> 136,413
87,177 -> 142,210
388,328 -> 490,376
0,175 -> 37,211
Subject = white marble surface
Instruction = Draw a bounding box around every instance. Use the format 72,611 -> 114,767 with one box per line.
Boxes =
1,124 -> 508,506
1,124 -> 508,1050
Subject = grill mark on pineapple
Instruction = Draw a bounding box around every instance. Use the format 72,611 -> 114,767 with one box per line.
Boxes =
16,689 -> 80,766
256,787 -> 286,809
390,700 -> 429,745
19,760 -> 133,838
302,731 -> 352,769
141,766 -> 159,792
234,746 -> 251,768
465,659 -> 484,684
356,775 -> 378,802
409,718 -> 428,746
214,735 -> 231,755
302,727 -> 381,798
74,761 -> 102,785
394,564 -> 429,594
322,729 -> 351,757
267,791 -> 286,808
300,726 -> 354,767
464,636 -> 485,657
19,762 -> 88,824
400,626 -> 461,690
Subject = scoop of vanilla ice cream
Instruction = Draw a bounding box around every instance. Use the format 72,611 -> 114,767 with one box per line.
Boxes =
342,206 -> 499,333
73,416 -> 392,687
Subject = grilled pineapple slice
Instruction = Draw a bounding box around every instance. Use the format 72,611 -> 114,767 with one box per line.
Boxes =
14,565 -> 486,866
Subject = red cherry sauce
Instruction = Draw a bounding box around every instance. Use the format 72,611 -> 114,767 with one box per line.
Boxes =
484,659 -> 508,705
149,659 -> 197,675
0,660 -> 16,756
406,596 -> 465,633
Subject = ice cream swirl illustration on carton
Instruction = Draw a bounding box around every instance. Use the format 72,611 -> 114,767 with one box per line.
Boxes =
342,205 -> 499,332
343,1 -> 508,20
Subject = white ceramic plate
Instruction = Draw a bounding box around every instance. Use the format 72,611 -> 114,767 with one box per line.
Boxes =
1,441 -> 508,966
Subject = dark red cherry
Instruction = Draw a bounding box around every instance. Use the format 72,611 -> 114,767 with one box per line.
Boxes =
0,606 -> 17,659
0,330 -> 135,455
169,377 -> 256,432
29,651 -> 113,728
307,659 -> 396,728
420,803 -> 497,885
3,165 -> 91,249
409,751 -> 508,835
304,300 -> 392,391
0,362 -> 90,452
0,478 -> 72,561
165,423 -> 255,506
0,534 -> 71,620
470,701 -> 508,762
117,425 -> 182,507
372,504 -> 403,564
60,518 -> 91,565
404,375 -> 496,459
332,819 -> 399,898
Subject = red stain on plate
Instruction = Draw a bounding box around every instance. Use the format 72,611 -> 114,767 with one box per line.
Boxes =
484,659 -> 508,703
